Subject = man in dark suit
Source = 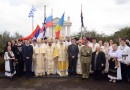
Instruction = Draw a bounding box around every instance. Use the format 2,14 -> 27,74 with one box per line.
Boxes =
68,38 -> 79,76
15,44 -> 24,76
22,40 -> 33,78
92,46 -> 106,80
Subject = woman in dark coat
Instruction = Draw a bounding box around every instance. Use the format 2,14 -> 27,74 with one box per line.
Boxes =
92,46 -> 106,80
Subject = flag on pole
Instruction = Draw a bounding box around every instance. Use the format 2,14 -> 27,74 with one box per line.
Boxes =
20,25 -> 40,40
43,17 -> 46,37
35,27 -> 41,39
55,13 -> 65,38
81,5 -> 84,27
46,16 -> 53,28
28,6 -> 37,18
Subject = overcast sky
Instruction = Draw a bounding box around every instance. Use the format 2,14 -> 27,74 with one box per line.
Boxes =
0,0 -> 130,36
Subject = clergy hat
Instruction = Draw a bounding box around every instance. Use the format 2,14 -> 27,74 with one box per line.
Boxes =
59,36 -> 64,40
37,38 -> 41,43
48,37 -> 52,42
44,37 -> 47,40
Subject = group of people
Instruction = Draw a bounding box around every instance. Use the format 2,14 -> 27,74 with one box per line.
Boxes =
3,36 -> 130,83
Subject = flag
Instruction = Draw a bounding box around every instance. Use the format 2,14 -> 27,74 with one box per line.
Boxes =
28,6 -> 37,18
37,25 -> 44,39
46,16 -> 53,28
43,17 -> 46,37
81,5 -> 84,27
35,27 -> 41,39
55,13 -> 65,38
20,25 -> 40,40
37,16 -> 47,39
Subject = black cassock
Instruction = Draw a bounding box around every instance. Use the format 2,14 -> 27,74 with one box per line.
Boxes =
22,45 -> 33,77
15,46 -> 24,76
68,44 -> 79,75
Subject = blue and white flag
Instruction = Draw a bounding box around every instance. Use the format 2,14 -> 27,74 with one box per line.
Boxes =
28,6 -> 37,18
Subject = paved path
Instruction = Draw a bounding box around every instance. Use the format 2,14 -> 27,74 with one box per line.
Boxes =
0,77 -> 130,90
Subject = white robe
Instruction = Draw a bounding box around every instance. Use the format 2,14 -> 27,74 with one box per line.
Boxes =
45,45 -> 55,74
34,45 -> 45,76
32,44 -> 38,72
4,52 -> 16,77
77,45 -> 84,74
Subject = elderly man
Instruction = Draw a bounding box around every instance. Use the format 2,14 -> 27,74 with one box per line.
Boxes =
22,40 -> 33,78
45,38 -> 55,75
54,36 -> 68,76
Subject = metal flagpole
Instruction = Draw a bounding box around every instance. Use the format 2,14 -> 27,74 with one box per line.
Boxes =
32,5 -> 34,32
44,5 -> 46,19
44,5 -> 46,37
81,4 -> 83,39
51,8 -> 53,39
32,16 -> 34,31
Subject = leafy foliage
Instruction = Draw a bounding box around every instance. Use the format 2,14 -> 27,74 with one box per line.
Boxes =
0,31 -> 22,52
73,27 -> 130,42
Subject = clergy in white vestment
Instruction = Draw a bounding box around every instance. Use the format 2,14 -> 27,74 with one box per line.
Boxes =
45,38 -> 55,75
77,40 -> 84,74
34,38 -> 45,76
52,38 -> 59,74
54,36 -> 68,76
32,39 -> 37,72
41,37 -> 48,75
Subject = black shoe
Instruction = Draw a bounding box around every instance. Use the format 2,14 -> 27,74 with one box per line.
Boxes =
45,72 -> 48,76
86,78 -> 89,80
9,77 -> 13,81
81,78 -> 86,80
26,76 -> 29,79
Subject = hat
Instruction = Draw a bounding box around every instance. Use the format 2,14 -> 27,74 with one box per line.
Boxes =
44,37 -> 47,40
59,36 -> 64,40
48,37 -> 52,42
37,38 -> 41,43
